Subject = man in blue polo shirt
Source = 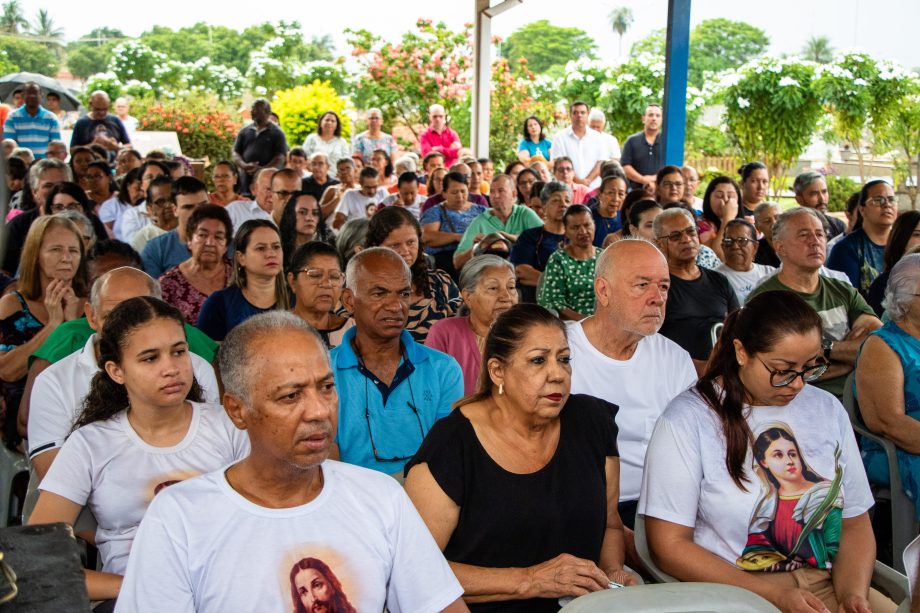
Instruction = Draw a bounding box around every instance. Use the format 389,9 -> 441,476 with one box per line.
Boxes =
331,247 -> 463,475
3,82 -> 60,159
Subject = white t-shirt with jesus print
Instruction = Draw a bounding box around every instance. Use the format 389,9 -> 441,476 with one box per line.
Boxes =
639,384 -> 873,572
116,460 -> 463,613
38,402 -> 249,577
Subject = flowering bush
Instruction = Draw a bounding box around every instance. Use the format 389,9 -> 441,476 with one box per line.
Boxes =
109,40 -> 165,86
293,60 -> 352,94
82,73 -> 124,105
272,81 -> 352,148
347,19 -> 473,141
134,96 -> 242,163
720,56 -> 823,194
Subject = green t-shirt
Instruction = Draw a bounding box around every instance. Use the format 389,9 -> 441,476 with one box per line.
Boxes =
746,275 -> 875,396
456,204 -> 544,254
30,318 -> 219,366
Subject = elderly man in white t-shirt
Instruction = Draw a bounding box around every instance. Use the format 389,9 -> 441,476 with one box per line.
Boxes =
567,238 -> 696,530
225,167 -> 276,231
116,312 -> 467,613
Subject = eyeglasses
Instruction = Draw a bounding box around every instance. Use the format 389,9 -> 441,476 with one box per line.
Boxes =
865,196 -> 897,208
661,181 -> 684,189
49,202 -> 82,213
722,237 -> 757,247
757,356 -> 828,387
657,226 -> 698,242
297,269 -> 344,285
363,375 -> 423,462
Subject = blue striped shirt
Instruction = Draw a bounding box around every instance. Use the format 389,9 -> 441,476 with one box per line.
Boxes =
4,105 -> 61,158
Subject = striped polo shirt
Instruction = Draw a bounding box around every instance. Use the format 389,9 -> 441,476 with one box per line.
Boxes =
3,105 -> 61,158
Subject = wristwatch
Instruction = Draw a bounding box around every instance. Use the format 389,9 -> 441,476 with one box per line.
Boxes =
823,340 -> 834,361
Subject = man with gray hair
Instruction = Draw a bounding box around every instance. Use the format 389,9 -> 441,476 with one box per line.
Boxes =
2,158 -> 72,274
302,151 -> 339,205
655,207 -> 739,371
568,238 -> 696,529
793,170 -> 846,239
331,247 -> 463,474
70,90 -> 130,153
116,311 -> 467,612
748,207 -> 881,397
588,108 -> 621,170
26,267 -> 220,482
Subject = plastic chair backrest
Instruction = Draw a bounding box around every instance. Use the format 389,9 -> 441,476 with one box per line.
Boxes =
559,582 -> 779,612
634,514 -> 678,583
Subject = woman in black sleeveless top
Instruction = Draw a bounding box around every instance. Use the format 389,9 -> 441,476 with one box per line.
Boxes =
405,304 -> 637,612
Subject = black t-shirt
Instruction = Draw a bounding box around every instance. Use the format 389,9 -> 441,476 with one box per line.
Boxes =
301,176 -> 340,202
406,394 -> 619,613
619,131 -> 662,189
232,123 -> 288,173
754,238 -> 781,267
660,268 -> 740,360
70,115 -> 130,147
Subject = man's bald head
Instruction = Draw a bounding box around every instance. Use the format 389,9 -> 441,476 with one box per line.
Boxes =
594,238 -> 670,338
87,267 -> 162,331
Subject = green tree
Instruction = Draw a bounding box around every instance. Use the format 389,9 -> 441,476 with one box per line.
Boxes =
29,8 -> 63,46
501,20 -> 597,74
0,35 -> 58,73
66,42 -> 113,79
801,36 -> 834,63
347,19 -> 473,141
689,19 -> 769,87
879,81 -> 920,207
722,56 -> 823,195
630,28 -> 665,57
608,7 -> 634,57
0,0 -> 26,35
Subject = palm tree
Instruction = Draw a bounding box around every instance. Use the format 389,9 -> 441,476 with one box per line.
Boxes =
801,36 -> 834,64
0,0 -> 28,35
609,7 -> 634,57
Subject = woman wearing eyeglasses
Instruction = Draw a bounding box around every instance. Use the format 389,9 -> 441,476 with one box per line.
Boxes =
827,180 -> 897,296
715,219 -> 776,303
641,291 -> 896,613
158,205 -> 233,326
287,241 -> 353,349
655,165 -> 686,209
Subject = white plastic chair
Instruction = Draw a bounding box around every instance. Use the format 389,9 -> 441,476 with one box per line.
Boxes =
560,582 -> 778,612
0,445 -> 28,527
842,371 -> 919,573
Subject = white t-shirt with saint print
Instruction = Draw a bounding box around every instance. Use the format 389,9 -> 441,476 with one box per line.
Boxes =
116,460 -> 462,613
38,402 -> 249,576
639,384 -> 873,572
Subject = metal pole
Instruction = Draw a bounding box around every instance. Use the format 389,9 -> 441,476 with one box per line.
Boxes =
471,0 -> 491,158
662,0 -> 691,166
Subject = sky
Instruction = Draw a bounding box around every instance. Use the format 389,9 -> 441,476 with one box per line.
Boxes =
32,0 -> 920,71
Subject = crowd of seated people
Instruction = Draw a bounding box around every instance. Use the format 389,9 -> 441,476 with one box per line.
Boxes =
2,84 -> 920,612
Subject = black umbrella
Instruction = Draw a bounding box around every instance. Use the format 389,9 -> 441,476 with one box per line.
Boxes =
0,72 -> 81,111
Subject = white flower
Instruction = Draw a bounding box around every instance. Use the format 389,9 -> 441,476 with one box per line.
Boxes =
778,76 -> 800,87
640,86 -> 653,98
585,74 -> 595,82
737,97 -> 751,108
599,82 -> 615,95
853,78 -> 868,86
617,73 -> 636,83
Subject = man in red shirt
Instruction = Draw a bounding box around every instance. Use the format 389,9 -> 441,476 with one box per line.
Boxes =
419,104 -> 461,168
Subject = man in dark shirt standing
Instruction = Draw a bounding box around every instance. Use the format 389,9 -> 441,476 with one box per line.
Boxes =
69,91 -> 130,158
232,99 -> 288,196
620,104 -> 663,193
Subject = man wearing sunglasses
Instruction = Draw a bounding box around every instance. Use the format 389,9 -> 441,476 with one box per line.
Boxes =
748,207 -> 882,398
331,248 -> 463,475
655,208 -> 740,374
